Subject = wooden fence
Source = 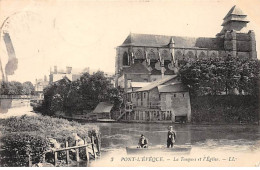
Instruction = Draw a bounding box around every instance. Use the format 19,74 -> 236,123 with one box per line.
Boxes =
28,135 -> 101,167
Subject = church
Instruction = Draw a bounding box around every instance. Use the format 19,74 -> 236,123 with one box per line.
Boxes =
114,6 -> 257,123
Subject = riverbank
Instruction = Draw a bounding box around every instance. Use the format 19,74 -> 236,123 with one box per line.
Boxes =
0,114 -> 99,167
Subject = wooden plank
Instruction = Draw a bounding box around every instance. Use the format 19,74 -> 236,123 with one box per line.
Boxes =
75,140 -> 80,162
54,151 -> 58,166
84,139 -> 90,164
65,141 -> 69,164
51,144 -> 90,152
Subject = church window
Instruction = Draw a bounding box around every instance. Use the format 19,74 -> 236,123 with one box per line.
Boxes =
199,51 -> 207,60
123,52 -> 129,66
175,50 -> 183,60
148,49 -> 156,60
162,50 -> 169,60
135,49 -> 144,59
186,51 -> 196,61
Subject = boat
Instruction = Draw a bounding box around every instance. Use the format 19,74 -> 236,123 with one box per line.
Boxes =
126,145 -> 192,155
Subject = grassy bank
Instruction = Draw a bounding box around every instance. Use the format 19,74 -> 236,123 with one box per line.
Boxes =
0,115 -> 99,167
190,95 -> 259,124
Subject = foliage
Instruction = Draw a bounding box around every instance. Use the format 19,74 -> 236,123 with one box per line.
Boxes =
0,81 -> 35,95
22,81 -> 35,95
41,71 -> 123,116
178,57 -> 260,96
190,95 -> 259,123
0,115 -> 99,167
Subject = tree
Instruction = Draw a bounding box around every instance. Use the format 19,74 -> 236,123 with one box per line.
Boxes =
41,71 -> 122,116
22,81 -> 35,95
178,57 -> 260,96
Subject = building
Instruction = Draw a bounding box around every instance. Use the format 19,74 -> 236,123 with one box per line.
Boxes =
115,5 -> 257,91
91,102 -> 114,120
49,66 -> 84,84
34,75 -> 49,99
115,5 -> 257,123
120,75 -> 191,123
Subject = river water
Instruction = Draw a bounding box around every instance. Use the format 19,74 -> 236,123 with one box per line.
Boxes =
89,122 -> 260,167
1,100 -> 260,167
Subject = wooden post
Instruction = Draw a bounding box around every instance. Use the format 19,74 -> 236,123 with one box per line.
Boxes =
54,151 -> 58,166
84,139 -> 90,164
91,136 -> 96,159
128,112 -> 131,121
75,140 -> 80,162
28,153 -> 32,167
42,153 -> 46,163
65,141 -> 69,164
98,134 -> 101,158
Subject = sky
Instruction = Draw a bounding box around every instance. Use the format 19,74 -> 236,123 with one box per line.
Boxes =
0,0 -> 260,83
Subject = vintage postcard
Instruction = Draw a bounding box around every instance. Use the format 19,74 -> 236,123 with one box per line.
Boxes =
0,0 -> 260,167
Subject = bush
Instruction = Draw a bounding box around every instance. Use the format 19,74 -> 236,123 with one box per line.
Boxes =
0,115 -> 99,167
191,95 -> 259,123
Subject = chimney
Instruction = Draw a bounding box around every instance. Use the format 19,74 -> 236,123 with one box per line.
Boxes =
54,66 -> 57,74
44,75 -> 47,81
66,66 -> 72,74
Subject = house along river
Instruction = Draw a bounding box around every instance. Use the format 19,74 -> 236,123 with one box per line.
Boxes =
1,100 -> 260,167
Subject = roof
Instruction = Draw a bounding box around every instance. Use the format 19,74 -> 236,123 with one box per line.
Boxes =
121,33 -> 224,50
130,82 -> 151,88
136,75 -> 177,92
123,63 -> 150,74
158,83 -> 188,93
222,6 -> 249,26
92,102 -> 113,114
223,5 -> 246,20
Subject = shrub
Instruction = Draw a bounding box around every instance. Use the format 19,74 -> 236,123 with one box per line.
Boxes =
0,115 -> 99,167
190,95 -> 259,123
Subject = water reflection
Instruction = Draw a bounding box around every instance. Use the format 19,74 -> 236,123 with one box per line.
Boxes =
89,122 -> 260,166
0,99 -> 35,118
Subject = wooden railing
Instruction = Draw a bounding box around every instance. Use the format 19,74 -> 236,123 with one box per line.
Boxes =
28,135 -> 101,167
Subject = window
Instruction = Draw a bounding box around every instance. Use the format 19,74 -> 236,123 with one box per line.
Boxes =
143,92 -> 146,98
183,93 -> 185,97
123,52 -> 129,66
174,94 -> 176,97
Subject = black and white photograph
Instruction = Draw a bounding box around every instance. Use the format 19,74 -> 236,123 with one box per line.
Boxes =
0,0 -> 260,167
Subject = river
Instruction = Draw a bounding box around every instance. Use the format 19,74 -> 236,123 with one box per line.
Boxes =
89,122 -> 260,167
1,100 -> 260,166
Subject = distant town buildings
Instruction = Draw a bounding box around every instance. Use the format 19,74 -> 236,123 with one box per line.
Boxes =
34,75 -> 49,99
115,5 -> 257,123
49,66 -> 84,84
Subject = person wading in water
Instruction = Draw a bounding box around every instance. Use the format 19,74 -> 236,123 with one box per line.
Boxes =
138,134 -> 148,148
167,126 -> 176,148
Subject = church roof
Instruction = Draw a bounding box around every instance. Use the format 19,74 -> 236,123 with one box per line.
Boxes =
121,33 -> 224,50
223,5 -> 246,19
123,63 -> 150,74
222,5 -> 249,26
